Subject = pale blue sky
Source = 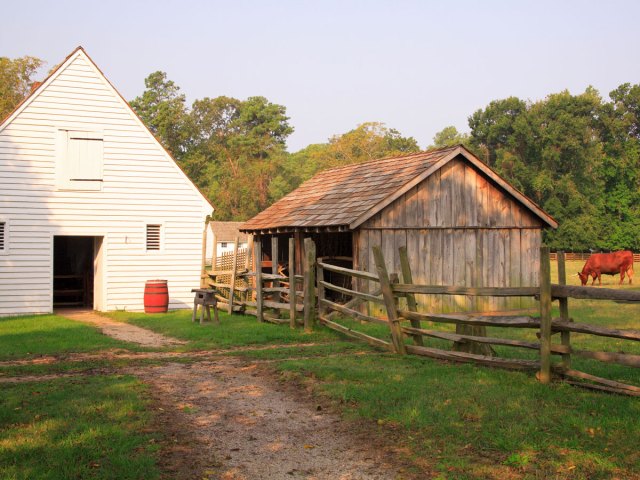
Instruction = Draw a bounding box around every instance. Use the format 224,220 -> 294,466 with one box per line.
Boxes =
2,0 -> 639,151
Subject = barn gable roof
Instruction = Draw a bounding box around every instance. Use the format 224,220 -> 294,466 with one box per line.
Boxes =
241,145 -> 557,233
0,46 -> 214,212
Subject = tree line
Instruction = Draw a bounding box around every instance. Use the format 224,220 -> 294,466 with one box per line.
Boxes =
1,55 -> 638,250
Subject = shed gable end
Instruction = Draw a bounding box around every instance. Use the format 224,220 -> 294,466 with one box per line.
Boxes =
362,157 -> 543,229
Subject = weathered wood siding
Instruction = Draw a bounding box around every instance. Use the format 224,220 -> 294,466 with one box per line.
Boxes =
355,157 -> 542,313
0,50 -> 212,315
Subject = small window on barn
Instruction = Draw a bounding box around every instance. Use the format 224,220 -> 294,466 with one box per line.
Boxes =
0,222 -> 6,253
57,130 -> 103,191
146,224 -> 162,251
221,242 -> 228,249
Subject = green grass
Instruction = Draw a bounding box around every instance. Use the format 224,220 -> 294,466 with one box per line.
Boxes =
106,309 -> 344,350
0,375 -> 159,480
277,352 -> 640,479
0,315 -> 133,361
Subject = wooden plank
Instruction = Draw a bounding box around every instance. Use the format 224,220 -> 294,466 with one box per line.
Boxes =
401,325 -> 569,352
508,226 -> 522,310
317,262 -> 326,318
317,262 -> 380,282
551,284 -> 640,302
320,299 -> 389,325
452,227 -> 466,312
552,321 -> 640,341
571,349 -> 640,368
405,345 -> 540,370
418,229 -> 431,312
398,245 -> 423,346
392,284 -> 539,296
429,229 -> 443,312
399,310 -> 541,328
368,229 -> 384,317
264,300 -> 304,312
228,236 -> 239,314
320,280 -> 384,304
372,246 -> 406,354
303,237 -> 316,332
289,237 -> 296,329
319,315 -> 393,350
255,237 -> 264,322
561,380 -> 640,397
556,368 -> 640,394
539,246 -> 552,384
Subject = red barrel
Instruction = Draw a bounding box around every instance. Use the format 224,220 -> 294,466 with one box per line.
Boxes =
144,280 -> 169,313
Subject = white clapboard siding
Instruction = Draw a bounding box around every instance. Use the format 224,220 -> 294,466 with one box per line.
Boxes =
0,48 -> 212,315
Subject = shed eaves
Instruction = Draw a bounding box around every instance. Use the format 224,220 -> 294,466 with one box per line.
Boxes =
241,146 -> 459,232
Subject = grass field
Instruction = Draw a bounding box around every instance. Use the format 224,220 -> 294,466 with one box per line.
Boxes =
0,375 -> 159,480
0,315 -> 134,361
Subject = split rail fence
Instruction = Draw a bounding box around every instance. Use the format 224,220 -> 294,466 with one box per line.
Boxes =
317,246 -> 640,396
205,233 -> 639,396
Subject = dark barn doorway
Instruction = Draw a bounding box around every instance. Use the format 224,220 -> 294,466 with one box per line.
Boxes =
53,236 -> 99,309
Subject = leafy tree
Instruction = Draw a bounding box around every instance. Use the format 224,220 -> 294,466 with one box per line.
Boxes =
430,126 -> 470,148
130,71 -> 188,159
0,56 -> 43,119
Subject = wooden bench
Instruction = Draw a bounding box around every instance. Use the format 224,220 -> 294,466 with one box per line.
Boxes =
191,288 -> 219,325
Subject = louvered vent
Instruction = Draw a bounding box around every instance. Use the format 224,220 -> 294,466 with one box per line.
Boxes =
0,222 -> 5,251
146,224 -> 161,251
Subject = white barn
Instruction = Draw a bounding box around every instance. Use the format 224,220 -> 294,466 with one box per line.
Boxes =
0,47 -> 213,315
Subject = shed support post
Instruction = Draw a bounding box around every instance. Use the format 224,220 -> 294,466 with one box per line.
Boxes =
538,246 -> 552,384
200,219 -> 209,288
303,238 -> 316,333
372,246 -> 406,355
228,236 -> 239,314
289,237 -> 296,329
271,236 -> 280,310
255,237 -> 264,322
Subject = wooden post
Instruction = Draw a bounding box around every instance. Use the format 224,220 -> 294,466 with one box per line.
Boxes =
539,246 -> 552,384
211,231 -> 218,271
317,261 -> 326,318
398,246 -> 423,346
288,237 -> 296,329
558,251 -> 571,369
372,246 -> 406,355
271,236 -> 280,308
228,236 -> 239,314
200,220 -> 209,288
303,237 -> 316,333
255,237 -> 264,322
244,235 -> 254,304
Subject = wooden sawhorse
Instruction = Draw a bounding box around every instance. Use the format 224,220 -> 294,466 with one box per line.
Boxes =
191,288 -> 219,325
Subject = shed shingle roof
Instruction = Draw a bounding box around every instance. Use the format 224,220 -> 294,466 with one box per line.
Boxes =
241,146 -> 460,232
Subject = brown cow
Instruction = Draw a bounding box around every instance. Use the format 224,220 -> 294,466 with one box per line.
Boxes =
577,251 -> 634,286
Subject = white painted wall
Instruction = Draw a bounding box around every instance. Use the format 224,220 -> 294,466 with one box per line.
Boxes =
0,49 -> 212,315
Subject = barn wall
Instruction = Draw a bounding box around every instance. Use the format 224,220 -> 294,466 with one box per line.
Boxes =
0,51 -> 212,315
357,157 -> 543,313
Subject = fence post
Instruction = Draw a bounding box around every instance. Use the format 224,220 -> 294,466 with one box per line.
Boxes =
558,251 -> 571,369
289,237 -> 296,329
539,246 -> 552,384
200,220 -> 209,288
317,261 -> 326,319
245,235 -> 254,304
398,246 -> 423,346
255,238 -> 264,322
373,246 -> 406,355
303,238 -> 316,333
228,236 -> 239,314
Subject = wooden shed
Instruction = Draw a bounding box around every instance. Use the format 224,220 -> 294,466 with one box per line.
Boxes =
241,145 -> 557,313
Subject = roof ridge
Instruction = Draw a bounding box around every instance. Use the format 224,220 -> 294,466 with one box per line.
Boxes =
315,145 -> 460,175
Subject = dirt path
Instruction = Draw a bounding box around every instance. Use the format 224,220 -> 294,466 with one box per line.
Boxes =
58,309 -> 185,347
136,359 -> 413,480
